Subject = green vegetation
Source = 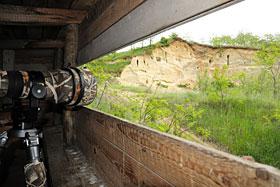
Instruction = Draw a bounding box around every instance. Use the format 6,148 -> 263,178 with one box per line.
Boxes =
157,82 -> 168,88
89,33 -> 179,63
254,38 -> 280,97
83,59 -> 130,79
85,32 -> 280,168
177,84 -> 188,88
110,84 -> 152,94
210,32 -> 280,48
198,97 -> 280,167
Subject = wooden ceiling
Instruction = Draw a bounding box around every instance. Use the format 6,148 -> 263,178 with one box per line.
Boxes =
0,0 -> 98,43
0,0 -> 103,70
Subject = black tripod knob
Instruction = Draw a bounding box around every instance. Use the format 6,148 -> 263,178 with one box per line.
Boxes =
31,84 -> 46,99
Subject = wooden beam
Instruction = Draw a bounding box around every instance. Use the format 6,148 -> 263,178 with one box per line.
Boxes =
78,0 -> 243,65
0,4 -> 87,25
73,108 -> 280,186
0,40 -> 65,49
79,0 -> 146,49
27,40 -> 65,48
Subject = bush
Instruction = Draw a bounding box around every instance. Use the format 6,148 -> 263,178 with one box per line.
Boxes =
159,37 -> 169,47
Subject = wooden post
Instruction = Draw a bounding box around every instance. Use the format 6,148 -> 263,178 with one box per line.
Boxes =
63,24 -> 79,145
63,109 -> 74,145
64,24 -> 78,68
54,48 -> 63,69
0,50 -> 3,69
3,50 -> 15,70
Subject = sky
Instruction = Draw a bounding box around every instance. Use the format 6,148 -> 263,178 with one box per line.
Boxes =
119,0 -> 280,52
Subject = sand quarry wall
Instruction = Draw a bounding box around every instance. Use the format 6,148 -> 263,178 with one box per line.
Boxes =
117,39 -> 260,90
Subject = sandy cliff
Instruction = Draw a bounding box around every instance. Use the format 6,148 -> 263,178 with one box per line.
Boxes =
117,39 -> 260,90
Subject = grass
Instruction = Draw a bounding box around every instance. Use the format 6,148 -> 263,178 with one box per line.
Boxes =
96,35 -> 178,62
173,94 -> 280,168
100,46 -> 153,62
90,59 -> 131,75
91,85 -> 280,168
197,97 -> 280,167
110,84 -> 152,94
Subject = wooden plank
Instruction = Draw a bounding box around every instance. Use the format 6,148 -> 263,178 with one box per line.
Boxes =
15,49 -> 54,64
73,111 -> 173,186
22,0 -> 46,40
73,108 -> 280,186
79,0 -> 146,49
77,0 -> 242,65
0,4 -> 87,25
0,40 -> 65,49
13,49 -> 54,71
43,125 -> 106,187
15,64 -> 53,71
26,40 -> 65,48
42,0 -> 72,40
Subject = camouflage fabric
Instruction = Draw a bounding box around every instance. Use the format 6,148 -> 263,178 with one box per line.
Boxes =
20,71 -> 30,98
24,162 -> 46,187
43,69 -> 74,104
67,68 -> 81,105
78,68 -> 97,106
0,68 -> 97,106
0,70 -> 8,97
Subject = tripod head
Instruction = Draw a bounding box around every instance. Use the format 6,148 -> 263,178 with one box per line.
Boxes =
5,78 -> 46,164
2,70 -> 47,131
0,67 -> 97,186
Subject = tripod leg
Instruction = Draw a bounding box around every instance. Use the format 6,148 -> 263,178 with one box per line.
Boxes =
25,131 -> 41,163
24,162 -> 46,187
24,131 -> 46,187
0,131 -> 8,165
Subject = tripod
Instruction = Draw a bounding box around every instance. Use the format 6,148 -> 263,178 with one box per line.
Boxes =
0,84 -> 47,187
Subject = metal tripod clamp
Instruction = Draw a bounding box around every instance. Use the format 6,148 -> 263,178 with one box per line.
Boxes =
0,131 -> 8,159
25,131 -> 41,163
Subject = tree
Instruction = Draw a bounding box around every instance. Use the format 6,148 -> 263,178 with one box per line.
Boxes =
255,39 -> 280,97
209,65 -> 232,104
233,32 -> 261,48
210,32 -> 261,48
